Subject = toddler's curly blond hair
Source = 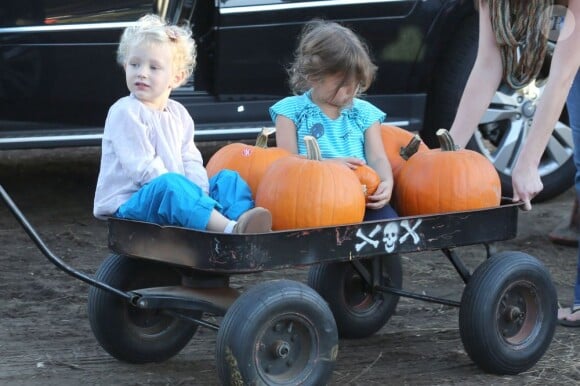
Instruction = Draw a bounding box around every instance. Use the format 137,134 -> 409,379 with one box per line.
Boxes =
117,14 -> 196,87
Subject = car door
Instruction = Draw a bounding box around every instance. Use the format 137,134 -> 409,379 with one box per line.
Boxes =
213,0 -> 425,97
0,1 -> 149,127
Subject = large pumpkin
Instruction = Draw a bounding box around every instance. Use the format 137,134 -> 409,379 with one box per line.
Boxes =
256,136 -> 366,230
381,124 -> 429,178
394,129 -> 501,216
205,128 -> 291,198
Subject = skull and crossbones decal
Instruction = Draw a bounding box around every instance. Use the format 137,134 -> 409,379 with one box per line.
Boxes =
355,219 -> 423,252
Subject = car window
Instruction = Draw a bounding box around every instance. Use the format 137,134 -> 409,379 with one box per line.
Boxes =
0,1 -> 150,27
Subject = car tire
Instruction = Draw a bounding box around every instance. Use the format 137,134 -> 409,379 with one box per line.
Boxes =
423,17 -> 574,202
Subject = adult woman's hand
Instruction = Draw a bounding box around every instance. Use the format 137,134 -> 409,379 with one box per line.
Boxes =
512,159 -> 544,211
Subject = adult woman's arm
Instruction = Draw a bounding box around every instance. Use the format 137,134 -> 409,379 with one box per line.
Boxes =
448,0 -> 503,148
512,0 -> 580,209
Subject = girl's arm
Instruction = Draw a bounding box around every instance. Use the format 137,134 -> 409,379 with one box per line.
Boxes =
364,122 -> 394,208
274,115 -> 299,153
448,0 -> 503,148
512,0 -> 580,209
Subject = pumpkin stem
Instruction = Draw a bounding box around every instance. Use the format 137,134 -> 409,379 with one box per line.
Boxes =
400,134 -> 422,160
255,127 -> 276,148
304,135 -> 323,161
436,128 -> 460,151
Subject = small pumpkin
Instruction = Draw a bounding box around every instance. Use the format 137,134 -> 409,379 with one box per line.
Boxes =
394,129 -> 501,216
256,136 -> 366,230
380,124 -> 429,178
353,164 -> 380,199
205,127 -> 291,198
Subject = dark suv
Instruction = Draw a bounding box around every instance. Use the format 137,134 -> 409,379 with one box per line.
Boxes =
0,0 -> 574,201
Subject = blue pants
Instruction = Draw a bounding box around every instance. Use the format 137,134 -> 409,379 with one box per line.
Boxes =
116,170 -> 254,230
364,204 -> 398,221
568,70 -> 580,307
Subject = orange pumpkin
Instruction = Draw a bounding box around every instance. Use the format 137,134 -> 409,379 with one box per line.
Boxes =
381,124 -> 429,178
205,128 -> 291,198
256,136 -> 366,230
394,129 -> 501,216
353,164 -> 380,198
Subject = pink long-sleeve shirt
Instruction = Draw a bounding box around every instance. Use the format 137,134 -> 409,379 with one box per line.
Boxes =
93,94 -> 208,219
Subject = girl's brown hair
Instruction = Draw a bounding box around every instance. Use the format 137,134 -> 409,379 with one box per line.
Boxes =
477,0 -> 554,89
287,19 -> 377,95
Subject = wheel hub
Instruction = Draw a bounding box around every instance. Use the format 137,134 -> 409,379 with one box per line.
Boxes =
506,306 -> 525,322
257,318 -> 314,380
273,340 -> 291,359
497,282 -> 540,345
345,265 -> 382,311
499,292 -> 527,337
474,78 -> 574,185
521,100 -> 536,118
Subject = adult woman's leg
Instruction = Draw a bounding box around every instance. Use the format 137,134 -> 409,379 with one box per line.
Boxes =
558,70 -> 580,325
568,71 -> 580,308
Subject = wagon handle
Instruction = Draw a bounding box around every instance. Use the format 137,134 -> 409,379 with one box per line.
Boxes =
0,184 -> 134,301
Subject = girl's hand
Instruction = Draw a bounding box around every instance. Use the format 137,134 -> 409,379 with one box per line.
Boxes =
365,180 -> 393,209
512,161 -> 543,211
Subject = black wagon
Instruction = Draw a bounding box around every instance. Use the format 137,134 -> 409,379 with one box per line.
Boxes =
1,185 -> 557,385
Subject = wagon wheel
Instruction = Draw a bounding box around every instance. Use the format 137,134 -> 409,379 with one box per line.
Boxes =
459,251 -> 557,375
87,254 -> 200,363
216,279 -> 338,385
307,254 -> 403,339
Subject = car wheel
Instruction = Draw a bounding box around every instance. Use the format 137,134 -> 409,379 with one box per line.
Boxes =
466,80 -> 575,202
423,18 -> 574,202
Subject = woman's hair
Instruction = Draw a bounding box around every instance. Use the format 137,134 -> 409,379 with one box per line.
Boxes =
477,0 -> 554,89
287,19 -> 377,95
117,14 -> 196,87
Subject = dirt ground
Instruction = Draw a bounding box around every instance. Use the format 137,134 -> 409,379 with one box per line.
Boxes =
1,146 -> 579,386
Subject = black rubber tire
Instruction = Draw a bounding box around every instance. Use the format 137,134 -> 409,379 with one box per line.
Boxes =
307,255 -> 403,339
87,254 -> 199,364
459,251 -> 557,375
422,15 -> 574,202
215,279 -> 338,386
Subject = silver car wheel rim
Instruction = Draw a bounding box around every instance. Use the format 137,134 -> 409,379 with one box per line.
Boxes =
473,80 -> 574,178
